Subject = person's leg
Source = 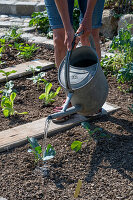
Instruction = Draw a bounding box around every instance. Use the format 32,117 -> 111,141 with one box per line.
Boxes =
44,0 -> 74,67
53,28 -> 66,68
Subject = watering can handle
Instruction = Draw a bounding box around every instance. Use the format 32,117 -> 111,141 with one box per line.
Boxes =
65,32 -> 96,92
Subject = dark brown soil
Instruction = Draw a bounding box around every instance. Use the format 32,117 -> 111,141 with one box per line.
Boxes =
0,44 -> 133,200
0,43 -> 54,69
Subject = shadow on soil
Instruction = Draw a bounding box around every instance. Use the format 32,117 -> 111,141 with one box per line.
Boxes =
85,115 -> 133,183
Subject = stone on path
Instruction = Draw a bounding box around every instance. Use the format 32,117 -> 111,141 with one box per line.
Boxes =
0,102 -> 120,152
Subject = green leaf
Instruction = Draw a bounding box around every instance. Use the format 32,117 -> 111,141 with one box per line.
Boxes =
27,137 -> 40,150
45,82 -> 52,97
39,93 -> 46,99
3,108 -> 10,117
35,146 -> 42,154
43,144 -> 56,161
71,141 -> 82,152
10,92 -> 16,102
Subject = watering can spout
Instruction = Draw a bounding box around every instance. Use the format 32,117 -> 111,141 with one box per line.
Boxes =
47,104 -> 81,121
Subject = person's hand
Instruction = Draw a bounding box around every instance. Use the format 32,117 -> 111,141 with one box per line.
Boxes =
76,17 -> 92,43
64,26 -> 79,51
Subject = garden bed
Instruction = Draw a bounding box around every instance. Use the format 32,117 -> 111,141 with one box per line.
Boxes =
0,67 -> 133,199
0,38 -> 133,199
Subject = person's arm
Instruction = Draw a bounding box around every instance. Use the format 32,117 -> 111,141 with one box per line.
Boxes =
77,0 -> 97,36
54,0 -> 75,50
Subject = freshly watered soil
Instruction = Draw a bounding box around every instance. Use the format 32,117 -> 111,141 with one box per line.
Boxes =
0,44 -> 133,200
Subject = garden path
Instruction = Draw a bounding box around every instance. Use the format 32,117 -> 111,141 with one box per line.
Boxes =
0,102 -> 120,152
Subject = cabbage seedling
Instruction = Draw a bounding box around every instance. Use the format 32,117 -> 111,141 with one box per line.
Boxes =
0,80 -> 15,97
39,82 -> 61,105
27,137 -> 56,163
27,72 -> 47,89
26,65 -> 42,76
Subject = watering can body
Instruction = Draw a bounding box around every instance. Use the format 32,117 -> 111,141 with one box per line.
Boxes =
58,45 -> 108,116
48,34 -> 108,121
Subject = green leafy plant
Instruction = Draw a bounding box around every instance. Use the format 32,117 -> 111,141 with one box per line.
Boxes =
0,38 -> 6,62
0,69 -> 17,82
29,11 -> 50,34
27,137 -> 42,163
1,92 -> 28,117
39,83 -> 61,105
0,80 -> 15,97
101,24 -> 133,90
100,54 -> 124,76
26,65 -> 42,76
15,43 -> 39,60
43,144 -> 56,161
27,137 -> 56,163
27,72 -> 47,89
71,122 -> 108,152
5,27 -> 22,42
117,63 -> 133,83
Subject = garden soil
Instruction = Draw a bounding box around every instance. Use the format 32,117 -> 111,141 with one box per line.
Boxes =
0,44 -> 133,200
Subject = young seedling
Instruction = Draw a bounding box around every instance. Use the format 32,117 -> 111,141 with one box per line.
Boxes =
71,122 -> 108,152
27,137 -> 56,163
39,82 -> 61,105
1,92 -> 28,117
16,43 -> 39,60
5,27 -> 22,42
0,69 -> 17,82
27,72 -> 47,89
0,80 -> 15,97
26,65 -> 42,76
0,38 -> 6,56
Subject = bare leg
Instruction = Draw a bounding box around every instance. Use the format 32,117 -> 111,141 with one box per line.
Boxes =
53,28 -> 67,68
80,28 -> 101,61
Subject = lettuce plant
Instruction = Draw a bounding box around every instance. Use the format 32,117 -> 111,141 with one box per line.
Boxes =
39,83 -> 61,105
1,92 -> 28,117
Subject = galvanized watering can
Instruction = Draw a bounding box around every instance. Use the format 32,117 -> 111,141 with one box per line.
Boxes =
48,34 -> 108,120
